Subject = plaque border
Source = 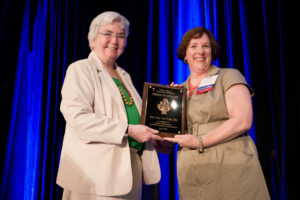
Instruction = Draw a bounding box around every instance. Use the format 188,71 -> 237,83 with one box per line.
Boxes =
141,82 -> 187,138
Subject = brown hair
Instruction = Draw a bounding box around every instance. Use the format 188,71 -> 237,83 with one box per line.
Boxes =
177,27 -> 220,62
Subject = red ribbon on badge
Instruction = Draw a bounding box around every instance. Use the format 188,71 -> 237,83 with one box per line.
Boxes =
196,84 -> 214,95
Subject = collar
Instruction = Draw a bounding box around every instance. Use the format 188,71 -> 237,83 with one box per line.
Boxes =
88,50 -> 120,72
183,65 -> 220,87
206,65 -> 220,76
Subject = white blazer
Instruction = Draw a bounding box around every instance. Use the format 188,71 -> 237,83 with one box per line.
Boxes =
56,51 -> 161,196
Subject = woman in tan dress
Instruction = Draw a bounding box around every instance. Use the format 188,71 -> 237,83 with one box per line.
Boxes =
159,27 -> 270,199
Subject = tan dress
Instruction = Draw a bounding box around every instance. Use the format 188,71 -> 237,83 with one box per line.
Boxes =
177,65 -> 270,200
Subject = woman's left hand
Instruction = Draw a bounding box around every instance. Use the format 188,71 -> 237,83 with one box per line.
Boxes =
164,134 -> 198,148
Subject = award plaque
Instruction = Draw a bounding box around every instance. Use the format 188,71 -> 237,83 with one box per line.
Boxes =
141,82 -> 187,138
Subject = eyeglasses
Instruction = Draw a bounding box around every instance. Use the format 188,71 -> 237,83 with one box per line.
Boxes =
98,32 -> 126,40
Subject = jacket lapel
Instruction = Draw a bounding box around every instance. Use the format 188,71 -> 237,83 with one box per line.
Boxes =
116,67 -> 142,114
88,51 -> 126,113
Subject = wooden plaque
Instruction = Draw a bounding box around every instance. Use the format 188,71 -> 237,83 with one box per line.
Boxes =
141,82 -> 187,138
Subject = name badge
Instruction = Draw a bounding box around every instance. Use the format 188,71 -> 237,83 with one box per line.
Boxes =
196,75 -> 218,95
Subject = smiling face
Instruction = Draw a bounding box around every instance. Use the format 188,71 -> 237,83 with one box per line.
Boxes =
90,21 -> 126,65
185,33 -> 212,74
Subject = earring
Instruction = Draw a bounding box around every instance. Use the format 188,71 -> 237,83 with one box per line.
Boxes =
184,59 -> 188,64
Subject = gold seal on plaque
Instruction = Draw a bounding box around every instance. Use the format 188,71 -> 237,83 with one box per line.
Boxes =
157,98 -> 172,114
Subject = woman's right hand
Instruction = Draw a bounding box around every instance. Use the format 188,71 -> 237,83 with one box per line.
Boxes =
128,124 -> 163,142
171,82 -> 190,97
170,82 -> 182,87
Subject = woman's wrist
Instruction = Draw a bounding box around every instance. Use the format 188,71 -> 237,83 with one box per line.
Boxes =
198,136 -> 204,153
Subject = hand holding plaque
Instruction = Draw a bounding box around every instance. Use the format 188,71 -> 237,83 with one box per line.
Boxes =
141,83 -> 187,138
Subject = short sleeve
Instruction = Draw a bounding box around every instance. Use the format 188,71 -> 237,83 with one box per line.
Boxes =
221,68 -> 254,96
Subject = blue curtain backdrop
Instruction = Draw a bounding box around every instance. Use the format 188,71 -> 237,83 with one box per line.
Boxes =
1,0 -> 299,199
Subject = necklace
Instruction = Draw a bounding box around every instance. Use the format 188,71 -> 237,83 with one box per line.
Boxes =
115,70 -> 133,106
189,79 -> 199,96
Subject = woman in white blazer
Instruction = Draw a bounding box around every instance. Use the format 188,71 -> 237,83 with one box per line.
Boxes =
56,11 -> 162,200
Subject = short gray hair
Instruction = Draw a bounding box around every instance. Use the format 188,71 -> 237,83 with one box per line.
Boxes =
87,11 -> 130,50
